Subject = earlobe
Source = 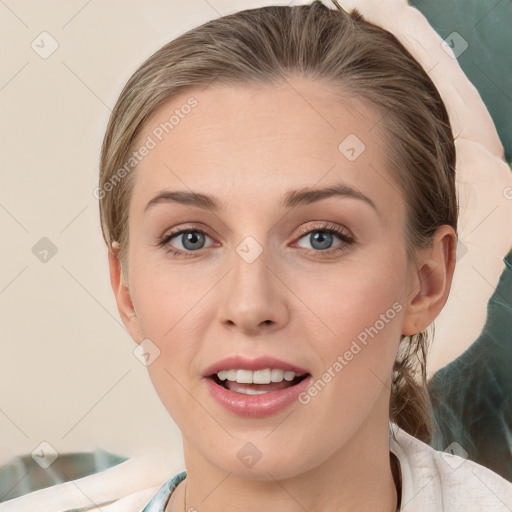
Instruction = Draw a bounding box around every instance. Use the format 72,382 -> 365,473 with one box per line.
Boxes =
401,225 -> 457,336
107,245 -> 142,344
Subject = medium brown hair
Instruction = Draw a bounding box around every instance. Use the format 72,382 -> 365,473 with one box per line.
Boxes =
98,0 -> 458,442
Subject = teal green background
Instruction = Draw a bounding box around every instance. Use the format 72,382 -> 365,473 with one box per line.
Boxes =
409,0 -> 512,164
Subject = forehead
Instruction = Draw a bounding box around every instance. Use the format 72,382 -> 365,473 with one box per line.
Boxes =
129,76 -> 404,222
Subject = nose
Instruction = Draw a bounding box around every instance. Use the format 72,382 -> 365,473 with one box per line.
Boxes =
216,241 -> 290,336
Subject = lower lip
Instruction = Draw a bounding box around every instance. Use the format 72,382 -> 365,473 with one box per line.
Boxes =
203,375 -> 312,418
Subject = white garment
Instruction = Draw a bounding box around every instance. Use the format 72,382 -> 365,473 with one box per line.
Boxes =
1,426 -> 511,511
389,424 -> 512,511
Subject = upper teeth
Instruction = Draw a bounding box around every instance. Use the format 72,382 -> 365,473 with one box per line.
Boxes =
216,369 -> 304,384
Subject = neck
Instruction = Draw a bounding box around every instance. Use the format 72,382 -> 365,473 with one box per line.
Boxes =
168,412 -> 398,512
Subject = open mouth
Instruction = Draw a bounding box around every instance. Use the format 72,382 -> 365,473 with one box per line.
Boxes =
210,373 -> 310,395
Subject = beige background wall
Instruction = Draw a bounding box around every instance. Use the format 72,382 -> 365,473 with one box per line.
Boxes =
1,0 -> 511,466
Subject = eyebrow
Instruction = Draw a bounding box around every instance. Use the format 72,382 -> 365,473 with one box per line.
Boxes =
144,182 -> 378,214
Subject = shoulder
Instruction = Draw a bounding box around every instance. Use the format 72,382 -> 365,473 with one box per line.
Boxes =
0,451 -> 180,512
390,424 -> 512,511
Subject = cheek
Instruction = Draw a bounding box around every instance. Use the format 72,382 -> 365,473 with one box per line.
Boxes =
127,256 -> 213,411
290,270 -> 405,440
128,250 -> 213,340
296,261 -> 404,335
292,258 -> 405,382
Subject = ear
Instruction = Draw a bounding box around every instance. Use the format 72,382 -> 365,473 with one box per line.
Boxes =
108,243 -> 142,345
401,225 -> 457,336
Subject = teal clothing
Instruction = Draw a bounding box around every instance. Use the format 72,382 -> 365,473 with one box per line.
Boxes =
142,470 -> 186,511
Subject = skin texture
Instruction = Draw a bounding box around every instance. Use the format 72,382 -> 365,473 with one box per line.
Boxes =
108,76 -> 456,512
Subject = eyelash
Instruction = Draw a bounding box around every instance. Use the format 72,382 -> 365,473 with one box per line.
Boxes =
157,222 -> 355,259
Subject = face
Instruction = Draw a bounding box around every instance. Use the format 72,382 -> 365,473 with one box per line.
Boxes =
113,76 -> 421,480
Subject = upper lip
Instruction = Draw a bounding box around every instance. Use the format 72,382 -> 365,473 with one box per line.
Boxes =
202,355 -> 310,377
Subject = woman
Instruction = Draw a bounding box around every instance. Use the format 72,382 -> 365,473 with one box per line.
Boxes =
2,1 -> 511,511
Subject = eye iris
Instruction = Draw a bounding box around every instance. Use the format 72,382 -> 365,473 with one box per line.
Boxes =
182,231 -> 205,250
310,231 -> 332,250
170,228 -> 343,253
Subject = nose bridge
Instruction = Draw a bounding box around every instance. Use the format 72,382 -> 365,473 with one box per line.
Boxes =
217,234 -> 288,333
